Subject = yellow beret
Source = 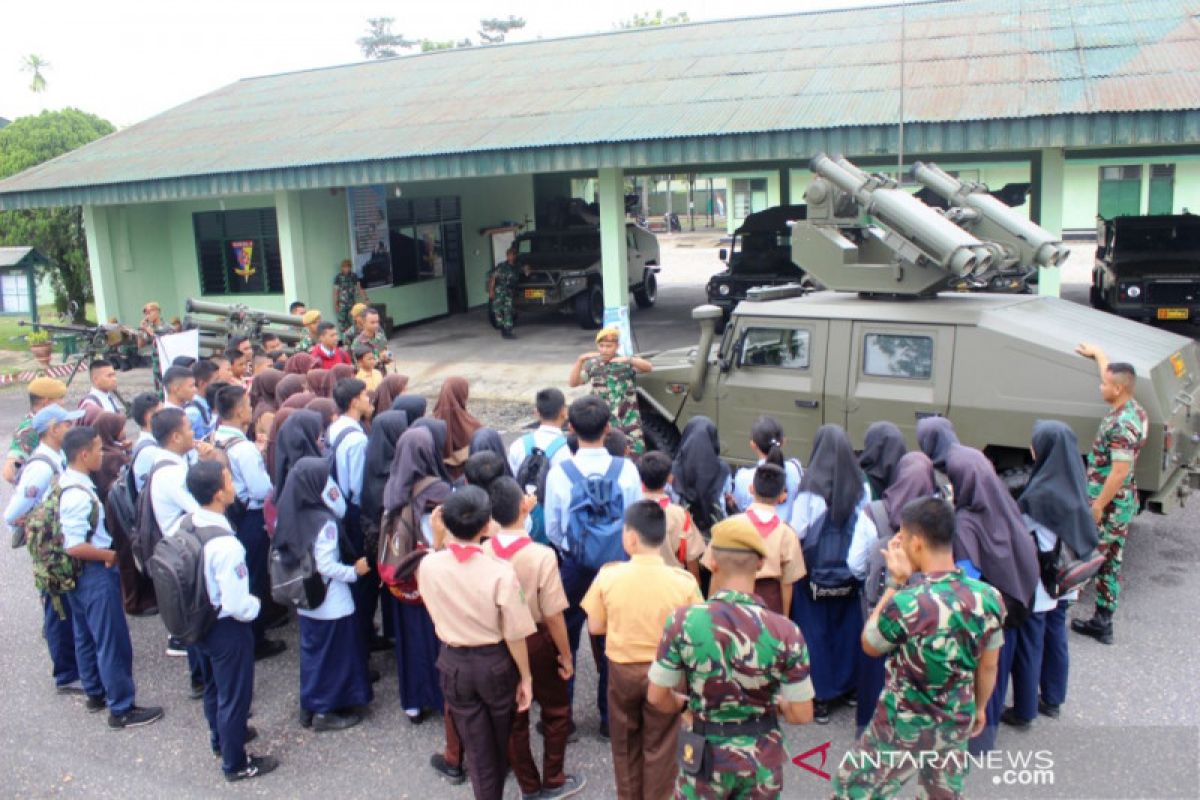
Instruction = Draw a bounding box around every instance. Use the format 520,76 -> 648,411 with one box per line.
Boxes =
143,301 -> 160,313
595,326 -> 620,344
709,516 -> 768,558
351,303 -> 368,318
28,377 -> 68,400
301,310 -> 322,325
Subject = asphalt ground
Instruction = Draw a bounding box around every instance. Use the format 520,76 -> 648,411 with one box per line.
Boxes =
2,240 -> 1199,798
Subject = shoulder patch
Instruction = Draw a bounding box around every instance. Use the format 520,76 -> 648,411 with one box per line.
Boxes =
235,563 -> 248,580
25,485 -> 39,498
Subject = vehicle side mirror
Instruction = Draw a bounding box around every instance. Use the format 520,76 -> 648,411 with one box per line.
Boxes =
719,248 -> 728,262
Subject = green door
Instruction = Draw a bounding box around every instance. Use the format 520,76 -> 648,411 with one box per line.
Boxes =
1098,165 -> 1142,219
1149,165 -> 1175,215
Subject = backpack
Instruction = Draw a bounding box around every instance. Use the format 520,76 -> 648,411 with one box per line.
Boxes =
801,506 -> 860,601
515,434 -> 567,546
130,461 -> 173,574
187,398 -> 212,429
212,433 -> 251,529
145,514 -> 227,645
561,458 -> 629,571
106,439 -> 156,547
26,481 -> 98,619
269,536 -> 330,611
378,476 -> 439,604
9,453 -> 61,549
861,499 -> 894,607
326,427 -> 358,504
1036,533 -> 1106,599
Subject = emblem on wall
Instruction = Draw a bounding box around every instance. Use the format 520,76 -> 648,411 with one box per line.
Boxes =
231,240 -> 256,282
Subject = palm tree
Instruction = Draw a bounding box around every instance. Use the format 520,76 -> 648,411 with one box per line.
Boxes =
21,54 -> 49,93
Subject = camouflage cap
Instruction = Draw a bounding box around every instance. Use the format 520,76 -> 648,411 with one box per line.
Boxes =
301,309 -> 322,325
709,516 -> 768,558
28,377 -> 68,400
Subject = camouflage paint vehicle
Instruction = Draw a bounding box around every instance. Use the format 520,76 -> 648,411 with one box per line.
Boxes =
636,156 -> 1200,514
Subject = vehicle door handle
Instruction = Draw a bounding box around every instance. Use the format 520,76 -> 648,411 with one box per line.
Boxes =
795,399 -> 820,409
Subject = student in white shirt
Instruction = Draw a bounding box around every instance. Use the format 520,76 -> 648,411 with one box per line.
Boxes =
507,388 -> 571,477
77,359 -> 124,420
731,415 -> 803,520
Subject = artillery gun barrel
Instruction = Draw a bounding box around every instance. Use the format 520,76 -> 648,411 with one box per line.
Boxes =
910,161 -> 1070,268
809,153 -> 988,276
184,315 -> 304,344
185,298 -> 304,328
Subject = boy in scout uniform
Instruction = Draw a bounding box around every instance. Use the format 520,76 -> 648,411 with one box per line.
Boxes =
1072,344 -> 1147,644
648,515 -> 815,799
3,376 -> 68,484
419,486 -> 536,800
582,499 -> 703,800
638,451 -> 706,579
833,497 -> 1004,799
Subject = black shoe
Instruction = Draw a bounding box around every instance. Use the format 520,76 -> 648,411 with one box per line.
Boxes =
813,700 -> 832,725
213,726 -> 259,757
429,753 -> 467,785
502,330 -> 516,340
131,605 -> 159,617
598,720 -> 609,739
536,718 -> 579,743
108,704 -> 164,730
225,754 -> 279,782
165,637 -> 188,657
540,775 -> 587,799
264,606 -> 290,630
310,711 -> 361,732
1071,610 -> 1113,644
1038,700 -> 1061,719
190,680 -> 206,700
369,637 -> 394,653
85,694 -> 107,713
407,708 -> 429,725
56,681 -> 86,696
368,668 -> 382,685
1000,707 -> 1032,730
842,692 -> 857,708
254,639 -> 287,661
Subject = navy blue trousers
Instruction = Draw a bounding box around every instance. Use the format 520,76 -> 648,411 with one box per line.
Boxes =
42,593 -> 79,687
790,580 -> 862,702
299,614 -> 373,714
389,599 -> 444,712
68,562 -> 135,715
236,508 -> 269,646
196,617 -> 255,774
343,504 -> 378,653
560,553 -> 608,726
970,626 -> 1016,754
1008,610 -> 1048,723
1040,600 -> 1070,707
855,653 -> 886,735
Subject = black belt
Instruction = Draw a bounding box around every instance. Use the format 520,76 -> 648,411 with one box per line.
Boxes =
691,713 -> 777,737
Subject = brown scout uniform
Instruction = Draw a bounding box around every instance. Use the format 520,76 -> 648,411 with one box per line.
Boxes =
701,507 -> 806,615
645,492 -> 707,570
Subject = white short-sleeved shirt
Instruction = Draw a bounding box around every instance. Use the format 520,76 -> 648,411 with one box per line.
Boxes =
151,450 -> 199,537
59,468 -> 109,550
298,520 -> 357,621
4,443 -> 63,525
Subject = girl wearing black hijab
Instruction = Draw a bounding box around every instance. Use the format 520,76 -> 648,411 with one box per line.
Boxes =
670,416 -> 732,535
468,427 -> 513,478
361,410 -> 410,647
943,445 -> 1040,754
1008,420 -> 1100,726
273,457 -> 373,731
391,394 -> 427,422
859,421 -> 907,500
916,416 -> 960,472
788,424 -> 876,723
382,427 -> 453,724
271,410 -> 323,492
411,417 -> 455,484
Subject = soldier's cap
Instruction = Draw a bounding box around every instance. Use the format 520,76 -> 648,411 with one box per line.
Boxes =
709,516 -> 768,558
595,326 -> 620,344
32,404 -> 85,433
28,377 -> 68,400
142,301 -> 160,313
301,310 -> 322,325
351,302 -> 368,318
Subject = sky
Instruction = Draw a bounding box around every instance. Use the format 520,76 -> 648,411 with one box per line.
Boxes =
1,0 -> 886,127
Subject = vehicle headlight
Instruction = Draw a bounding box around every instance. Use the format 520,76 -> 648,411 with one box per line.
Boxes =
1124,284 -> 1142,299
718,284 -> 732,296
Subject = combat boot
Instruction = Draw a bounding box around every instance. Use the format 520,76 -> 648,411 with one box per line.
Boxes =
1070,608 -> 1113,644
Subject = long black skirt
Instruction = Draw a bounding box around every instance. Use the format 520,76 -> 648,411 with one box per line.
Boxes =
299,614 -> 374,714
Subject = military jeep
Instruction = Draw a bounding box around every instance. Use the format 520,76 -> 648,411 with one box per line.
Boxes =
1091,213 -> 1200,323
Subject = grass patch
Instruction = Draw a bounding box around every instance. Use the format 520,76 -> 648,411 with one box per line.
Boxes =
0,304 -> 97,349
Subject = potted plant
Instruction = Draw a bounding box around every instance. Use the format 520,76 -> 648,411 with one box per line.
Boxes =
26,329 -> 52,367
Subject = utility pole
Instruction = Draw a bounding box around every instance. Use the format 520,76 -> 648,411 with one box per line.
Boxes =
897,1 -> 907,181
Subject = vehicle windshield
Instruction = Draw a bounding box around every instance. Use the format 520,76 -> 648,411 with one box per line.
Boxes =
730,231 -> 801,276
515,230 -> 601,270
1113,220 -> 1200,257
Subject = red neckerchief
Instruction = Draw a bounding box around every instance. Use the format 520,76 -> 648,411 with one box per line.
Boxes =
490,535 -> 533,561
648,494 -> 692,559
746,507 -> 781,538
447,543 -> 483,563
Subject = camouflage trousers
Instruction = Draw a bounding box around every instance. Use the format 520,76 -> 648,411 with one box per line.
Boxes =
676,733 -> 785,799
493,289 -> 514,332
832,720 -> 969,800
1095,491 -> 1135,612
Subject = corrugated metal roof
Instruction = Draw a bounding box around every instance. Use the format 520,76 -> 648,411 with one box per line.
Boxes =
2,0 -> 1199,209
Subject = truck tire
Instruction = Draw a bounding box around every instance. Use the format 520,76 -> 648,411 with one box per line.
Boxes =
633,270 -> 658,309
1089,284 -> 1108,310
575,283 -> 604,329
641,410 -> 681,456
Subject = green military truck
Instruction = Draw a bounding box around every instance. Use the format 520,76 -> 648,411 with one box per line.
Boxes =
636,155 -> 1200,513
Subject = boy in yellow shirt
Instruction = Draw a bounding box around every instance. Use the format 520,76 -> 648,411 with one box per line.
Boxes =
352,345 -> 382,393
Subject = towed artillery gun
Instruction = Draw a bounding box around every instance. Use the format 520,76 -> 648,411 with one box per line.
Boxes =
18,316 -> 142,387
637,154 -> 1200,515
184,298 -> 306,354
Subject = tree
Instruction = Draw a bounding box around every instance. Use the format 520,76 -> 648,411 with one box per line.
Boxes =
420,38 -> 473,52
21,54 -> 50,93
357,17 -> 414,59
617,10 -> 690,28
0,109 -> 115,321
478,15 -> 526,44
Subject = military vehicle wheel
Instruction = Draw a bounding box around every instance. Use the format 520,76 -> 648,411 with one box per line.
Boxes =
633,271 -> 658,309
575,283 -> 604,329
642,411 -> 681,455
1089,284 -> 1108,310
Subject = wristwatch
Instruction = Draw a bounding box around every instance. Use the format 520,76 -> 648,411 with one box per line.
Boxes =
885,577 -> 906,591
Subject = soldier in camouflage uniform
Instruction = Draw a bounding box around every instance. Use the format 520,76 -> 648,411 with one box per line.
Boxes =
1071,344 -> 1147,645
352,308 -> 393,374
569,327 -> 653,456
332,258 -> 368,336
2,377 -> 67,484
487,247 -> 520,339
137,301 -> 173,398
833,497 -> 1004,800
648,516 -> 814,799
297,309 -> 322,353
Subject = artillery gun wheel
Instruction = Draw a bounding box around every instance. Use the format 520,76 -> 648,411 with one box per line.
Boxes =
642,411 -> 681,456
633,271 -> 658,309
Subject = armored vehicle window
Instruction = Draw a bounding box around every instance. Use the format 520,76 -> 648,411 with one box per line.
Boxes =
739,328 -> 810,369
863,334 -> 934,380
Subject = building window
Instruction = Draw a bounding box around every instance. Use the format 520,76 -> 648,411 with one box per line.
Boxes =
386,196 -> 463,287
863,334 -> 934,380
0,271 -> 30,313
738,327 -> 810,369
1149,164 -> 1175,215
1098,165 -> 1142,219
193,209 -> 283,296
732,178 -> 768,221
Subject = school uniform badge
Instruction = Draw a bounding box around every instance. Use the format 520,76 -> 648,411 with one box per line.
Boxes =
235,563 -> 248,579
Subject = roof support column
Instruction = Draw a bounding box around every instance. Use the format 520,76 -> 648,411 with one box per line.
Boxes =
1032,148 -> 1065,297
598,167 -> 632,353
82,205 -> 121,323
275,190 -> 312,310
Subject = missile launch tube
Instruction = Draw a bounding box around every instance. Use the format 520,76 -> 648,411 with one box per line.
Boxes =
185,298 -> 305,328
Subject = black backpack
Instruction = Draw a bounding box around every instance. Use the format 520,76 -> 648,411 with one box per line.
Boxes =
130,461 -> 173,574
801,508 -> 860,601
146,514 -> 227,645
106,439 -> 156,547
515,434 -> 567,504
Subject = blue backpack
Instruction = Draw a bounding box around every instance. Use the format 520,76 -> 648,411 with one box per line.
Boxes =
561,458 -> 628,571
801,508 -> 859,601
516,434 -> 568,546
